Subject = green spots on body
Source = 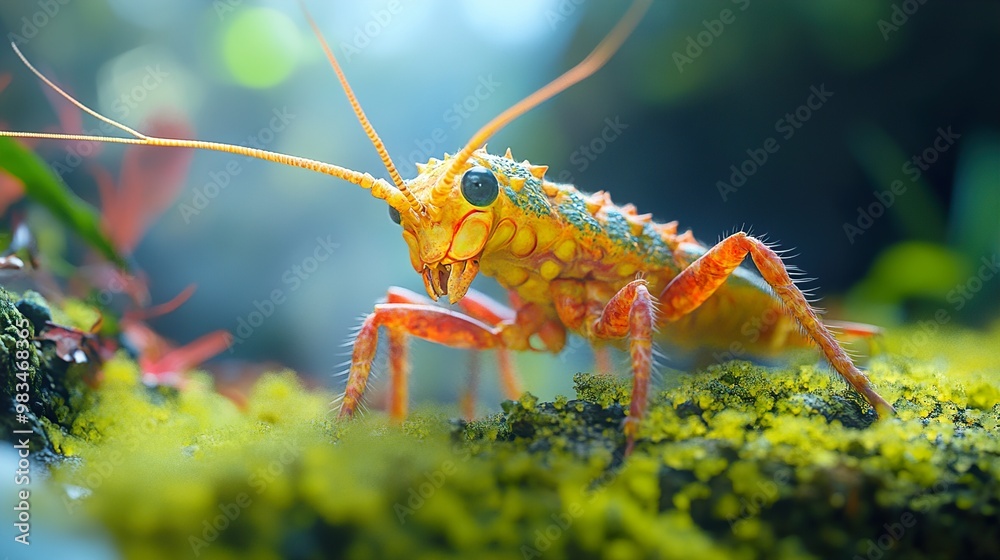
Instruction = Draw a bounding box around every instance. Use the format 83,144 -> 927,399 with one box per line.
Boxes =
221,8 -> 303,89
601,208 -> 638,251
483,154 -> 552,218
556,189 -> 603,236
641,222 -> 673,267
503,178 -> 551,217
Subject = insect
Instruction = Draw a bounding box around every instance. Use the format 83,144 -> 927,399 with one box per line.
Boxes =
0,1 -> 894,453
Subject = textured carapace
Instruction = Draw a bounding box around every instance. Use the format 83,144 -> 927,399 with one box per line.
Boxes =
395,147 -> 688,306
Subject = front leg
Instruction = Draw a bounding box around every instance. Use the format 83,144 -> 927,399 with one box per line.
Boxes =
660,232 -> 895,418
338,301 -> 503,421
384,287 -> 524,420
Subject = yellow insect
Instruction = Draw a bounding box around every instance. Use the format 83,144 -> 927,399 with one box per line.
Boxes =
0,1 -> 894,453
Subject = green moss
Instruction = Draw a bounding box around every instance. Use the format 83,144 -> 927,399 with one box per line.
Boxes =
9,288 -> 1000,558
1,287 -> 94,463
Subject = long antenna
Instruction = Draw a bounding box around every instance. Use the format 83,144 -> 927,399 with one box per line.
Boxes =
297,1 -> 421,213
0,43 -> 413,214
432,0 -> 652,208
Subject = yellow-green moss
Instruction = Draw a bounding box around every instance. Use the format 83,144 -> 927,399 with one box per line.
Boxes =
11,298 -> 1000,559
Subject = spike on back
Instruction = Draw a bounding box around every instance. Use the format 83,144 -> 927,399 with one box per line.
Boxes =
528,165 -> 548,180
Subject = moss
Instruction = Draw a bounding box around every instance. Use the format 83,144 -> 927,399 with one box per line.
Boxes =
1,287 -> 93,464
8,289 -> 1000,558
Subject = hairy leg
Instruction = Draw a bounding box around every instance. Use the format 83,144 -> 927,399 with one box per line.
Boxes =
659,232 -> 894,417
590,279 -> 656,455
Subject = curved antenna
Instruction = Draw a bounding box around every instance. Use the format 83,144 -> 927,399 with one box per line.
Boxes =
297,1 -> 422,213
432,0 -> 652,208
0,42 -> 413,214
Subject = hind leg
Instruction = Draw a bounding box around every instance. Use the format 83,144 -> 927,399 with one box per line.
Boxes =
659,232 -> 894,417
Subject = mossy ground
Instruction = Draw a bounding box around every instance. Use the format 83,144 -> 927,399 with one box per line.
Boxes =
2,288 -> 999,560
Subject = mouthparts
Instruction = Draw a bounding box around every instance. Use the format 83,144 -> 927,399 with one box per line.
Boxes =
421,259 -> 480,304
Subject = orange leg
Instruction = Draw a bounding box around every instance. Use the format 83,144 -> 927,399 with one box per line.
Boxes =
591,279 -> 655,455
659,232 -> 894,418
593,345 -> 613,375
338,302 -> 502,421
825,320 -> 883,339
461,352 -> 481,420
826,319 -> 884,358
494,347 -> 520,400
387,328 -> 408,420
379,287 -> 522,420
456,289 -> 523,401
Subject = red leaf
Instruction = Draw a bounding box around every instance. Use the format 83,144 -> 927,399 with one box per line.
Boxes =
102,116 -> 193,254
139,330 -> 233,387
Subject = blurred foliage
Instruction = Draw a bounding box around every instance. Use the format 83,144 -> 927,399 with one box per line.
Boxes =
221,8 -> 304,89
0,137 -> 123,266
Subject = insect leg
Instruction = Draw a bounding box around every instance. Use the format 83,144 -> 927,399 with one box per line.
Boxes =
659,232 -> 895,418
460,352 -> 482,420
593,345 -> 614,375
551,280 -> 615,374
386,328 -> 408,421
338,302 -> 503,421
590,279 -> 656,455
825,320 -> 883,339
454,289 -> 523,401
387,287 -> 523,412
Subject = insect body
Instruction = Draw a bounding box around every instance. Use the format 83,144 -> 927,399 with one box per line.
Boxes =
339,146 -> 895,454
0,1 -> 893,453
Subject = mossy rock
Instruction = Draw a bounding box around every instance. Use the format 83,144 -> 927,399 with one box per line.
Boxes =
2,289 -> 999,559
0,287 -> 94,465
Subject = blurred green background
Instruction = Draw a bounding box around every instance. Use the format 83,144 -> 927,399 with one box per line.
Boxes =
0,1 -> 997,407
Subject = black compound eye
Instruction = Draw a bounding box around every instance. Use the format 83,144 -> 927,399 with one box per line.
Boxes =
388,206 -> 401,225
460,166 -> 499,207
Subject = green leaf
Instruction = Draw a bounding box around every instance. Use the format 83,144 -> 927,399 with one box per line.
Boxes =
0,137 -> 125,267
